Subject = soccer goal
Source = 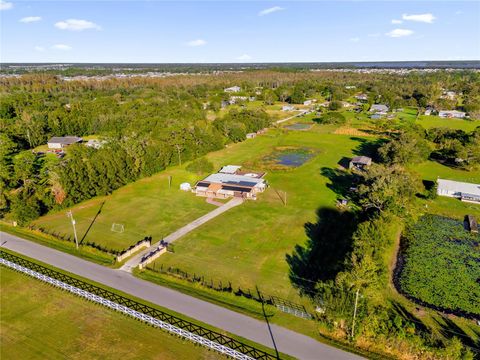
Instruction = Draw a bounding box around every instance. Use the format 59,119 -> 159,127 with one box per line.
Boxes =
111,223 -> 125,233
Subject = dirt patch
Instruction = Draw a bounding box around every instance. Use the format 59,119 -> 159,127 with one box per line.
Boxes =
334,127 -> 373,137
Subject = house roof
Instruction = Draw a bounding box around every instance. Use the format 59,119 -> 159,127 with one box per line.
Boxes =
370,104 -> 389,112
203,173 -> 265,188
351,156 -> 372,165
48,136 -> 82,145
439,110 -> 465,115
219,165 -> 242,174
437,179 -> 480,196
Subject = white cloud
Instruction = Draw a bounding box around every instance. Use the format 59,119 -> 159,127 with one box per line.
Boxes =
0,1 -> 13,10
258,6 -> 284,16
237,54 -> 252,61
52,44 -> 72,50
349,37 -> 360,43
391,19 -> 403,24
34,46 -> 45,52
386,28 -> 414,38
186,39 -> 207,47
55,19 -> 101,31
402,13 -> 436,23
20,16 -> 42,23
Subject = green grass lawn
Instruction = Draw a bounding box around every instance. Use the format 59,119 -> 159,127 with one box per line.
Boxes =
34,168 -> 216,251
416,115 -> 480,131
0,267 -> 221,360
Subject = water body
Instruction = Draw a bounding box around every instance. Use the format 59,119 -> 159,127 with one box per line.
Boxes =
276,150 -> 315,167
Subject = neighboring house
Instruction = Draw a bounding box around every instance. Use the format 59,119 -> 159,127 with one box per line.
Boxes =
349,156 -> 372,170
282,105 -> 295,111
355,94 -> 368,102
440,90 -> 456,100
370,104 -> 389,114
303,100 -> 313,106
246,133 -> 257,139
424,106 -> 435,116
224,86 -> 241,93
345,85 -> 356,89
370,113 -> 384,120
194,166 -> 267,200
437,179 -> 480,204
229,96 -> 248,104
438,110 -> 466,119
85,139 -> 106,149
47,136 -> 82,149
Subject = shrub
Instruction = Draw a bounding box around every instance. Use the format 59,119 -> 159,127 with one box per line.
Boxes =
315,111 -> 346,125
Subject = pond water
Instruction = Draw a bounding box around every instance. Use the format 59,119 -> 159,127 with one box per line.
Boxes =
276,151 -> 314,167
284,123 -> 312,130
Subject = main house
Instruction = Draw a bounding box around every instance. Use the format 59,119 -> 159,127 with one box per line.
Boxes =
194,165 -> 267,200
437,179 -> 480,204
47,136 -> 83,149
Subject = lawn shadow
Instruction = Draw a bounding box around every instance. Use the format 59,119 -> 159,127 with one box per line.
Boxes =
433,315 -> 480,349
286,208 -> 357,296
391,302 -> 429,334
320,167 -> 356,200
80,201 -> 105,244
349,136 -> 385,162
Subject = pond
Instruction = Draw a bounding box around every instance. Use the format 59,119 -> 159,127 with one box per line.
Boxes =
260,147 -> 317,170
284,123 -> 312,131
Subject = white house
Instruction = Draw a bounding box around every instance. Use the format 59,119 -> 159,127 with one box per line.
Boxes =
437,179 -> 480,204
282,105 -> 295,111
47,136 -> 83,149
224,86 -> 241,93
438,110 -> 466,119
246,133 -> 257,139
303,100 -> 313,106
194,171 -> 266,200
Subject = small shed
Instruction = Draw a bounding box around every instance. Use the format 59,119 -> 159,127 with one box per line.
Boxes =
180,182 -> 192,191
246,133 -> 257,139
349,156 -> 372,170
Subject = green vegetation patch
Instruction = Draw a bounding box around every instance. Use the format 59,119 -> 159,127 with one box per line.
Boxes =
0,267 -> 221,360
254,146 -> 318,171
398,215 -> 480,316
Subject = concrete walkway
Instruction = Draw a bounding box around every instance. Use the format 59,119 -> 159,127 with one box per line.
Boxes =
0,232 -> 361,360
276,109 -> 311,124
120,197 -> 243,272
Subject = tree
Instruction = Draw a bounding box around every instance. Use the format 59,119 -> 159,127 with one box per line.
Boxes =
357,164 -> 418,215
328,101 -> 343,111
378,131 -> 430,165
314,111 -> 346,125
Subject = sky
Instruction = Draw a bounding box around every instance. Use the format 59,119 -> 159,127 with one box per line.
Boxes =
1,1 -> 479,63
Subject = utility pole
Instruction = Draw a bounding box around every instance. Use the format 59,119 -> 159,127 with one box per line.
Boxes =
67,211 -> 79,249
351,288 -> 360,338
168,175 -> 172,188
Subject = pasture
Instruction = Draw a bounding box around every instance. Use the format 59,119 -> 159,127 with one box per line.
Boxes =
416,115 -> 480,131
0,267 -> 221,360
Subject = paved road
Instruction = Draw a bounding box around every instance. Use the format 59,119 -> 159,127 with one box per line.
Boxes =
1,231 -> 361,360
120,197 -> 243,271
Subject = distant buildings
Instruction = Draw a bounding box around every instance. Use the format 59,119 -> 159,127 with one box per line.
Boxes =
440,90 -> 457,100
370,104 -> 389,114
437,179 -> 480,204
246,132 -> 257,139
282,105 -> 295,111
424,106 -> 435,116
345,85 -> 356,89
438,110 -> 466,119
47,136 -> 82,149
85,139 -> 107,149
194,165 -> 267,200
303,100 -> 313,106
355,94 -> 368,102
349,156 -> 372,171
229,96 -> 248,104
224,86 -> 241,93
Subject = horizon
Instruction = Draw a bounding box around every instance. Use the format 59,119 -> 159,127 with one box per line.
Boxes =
1,1 -> 479,63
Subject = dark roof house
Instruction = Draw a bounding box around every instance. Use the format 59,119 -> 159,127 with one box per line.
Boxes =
47,136 -> 83,149
349,156 -> 372,170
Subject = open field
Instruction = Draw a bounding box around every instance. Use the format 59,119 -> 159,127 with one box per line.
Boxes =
416,115 -> 480,131
0,267 -> 221,360
34,168 -> 216,251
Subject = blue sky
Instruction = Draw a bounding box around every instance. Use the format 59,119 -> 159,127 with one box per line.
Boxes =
1,1 -> 479,63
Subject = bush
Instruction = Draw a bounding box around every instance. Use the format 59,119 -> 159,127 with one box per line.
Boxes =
328,101 -> 343,111
186,157 -> 214,175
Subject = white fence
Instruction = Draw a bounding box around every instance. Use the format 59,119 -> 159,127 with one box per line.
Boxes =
0,257 -> 255,360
